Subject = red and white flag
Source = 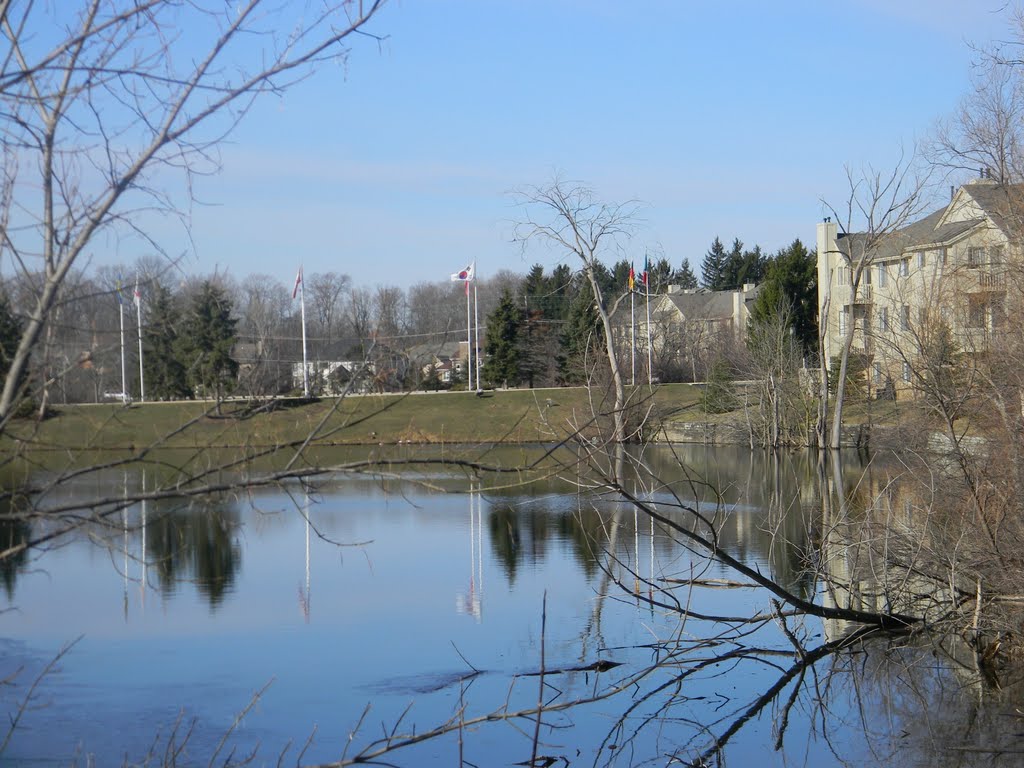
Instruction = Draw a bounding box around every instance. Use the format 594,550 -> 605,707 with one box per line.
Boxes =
292,266 -> 303,299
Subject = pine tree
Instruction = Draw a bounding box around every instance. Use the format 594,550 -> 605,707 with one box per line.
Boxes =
749,238 -> 818,357
647,257 -> 673,294
675,260 -> 698,290
719,238 -> 745,290
176,281 -> 239,403
481,290 -> 522,388
0,290 -> 23,387
143,283 -> 190,400
700,237 -> 727,289
559,283 -> 601,384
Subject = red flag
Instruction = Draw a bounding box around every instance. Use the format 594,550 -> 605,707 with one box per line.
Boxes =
628,264 -> 635,292
292,267 -> 303,299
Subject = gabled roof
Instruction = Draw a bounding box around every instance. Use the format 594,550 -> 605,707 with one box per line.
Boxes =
656,285 -> 760,322
836,181 -> 1024,261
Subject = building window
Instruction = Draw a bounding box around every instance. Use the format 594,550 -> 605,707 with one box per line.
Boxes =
837,267 -> 849,286
916,251 -> 926,268
877,264 -> 888,287
873,362 -> 882,382
902,362 -> 912,383
901,305 -> 910,331
968,296 -> 986,328
898,259 -> 909,277
839,308 -> 848,336
968,246 -> 985,268
941,247 -> 949,265
992,298 -> 1006,327
879,307 -> 889,332
918,307 -> 927,327
990,245 -> 1004,265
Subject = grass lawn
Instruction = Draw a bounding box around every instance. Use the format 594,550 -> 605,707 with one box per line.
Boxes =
2,384 -> 704,457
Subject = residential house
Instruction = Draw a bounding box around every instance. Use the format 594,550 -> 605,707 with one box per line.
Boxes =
408,340 -> 479,388
817,176 -> 1019,396
617,283 -> 761,382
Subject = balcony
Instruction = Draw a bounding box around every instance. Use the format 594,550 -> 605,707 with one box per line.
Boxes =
848,285 -> 872,304
977,271 -> 1006,290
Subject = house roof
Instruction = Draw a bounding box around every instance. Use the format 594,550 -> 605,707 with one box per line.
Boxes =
658,285 -> 761,321
837,181 -> 1024,260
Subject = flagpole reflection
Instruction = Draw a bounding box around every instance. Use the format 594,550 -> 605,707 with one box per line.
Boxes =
140,469 -> 147,613
298,487 -> 311,623
123,471 -> 129,622
456,483 -> 483,621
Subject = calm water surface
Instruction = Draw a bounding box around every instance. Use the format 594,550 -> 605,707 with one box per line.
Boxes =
0,446 -> 1010,766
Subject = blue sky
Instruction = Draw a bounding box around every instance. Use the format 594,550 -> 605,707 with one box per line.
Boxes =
139,0 -> 1015,288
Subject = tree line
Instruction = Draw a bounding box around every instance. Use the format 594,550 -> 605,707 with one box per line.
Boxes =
0,238 -> 816,403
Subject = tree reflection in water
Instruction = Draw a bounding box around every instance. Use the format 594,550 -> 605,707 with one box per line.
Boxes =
0,514 -> 29,600
145,496 -> 242,607
4,445 -> 1024,765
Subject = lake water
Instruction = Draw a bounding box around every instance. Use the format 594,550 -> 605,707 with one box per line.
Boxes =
0,445 -> 1016,766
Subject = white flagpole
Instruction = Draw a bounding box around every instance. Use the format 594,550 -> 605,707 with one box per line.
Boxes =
135,281 -> 145,402
119,302 -> 127,404
465,280 -> 471,389
299,269 -> 309,398
630,287 -> 635,386
473,279 -> 480,391
645,283 -> 653,387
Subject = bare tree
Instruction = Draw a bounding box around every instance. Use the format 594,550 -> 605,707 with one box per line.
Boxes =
514,178 -> 641,446
307,271 -> 351,345
821,156 -> 929,449
372,284 -> 407,340
346,285 -> 374,352
929,22 -> 1024,185
0,0 -> 387,422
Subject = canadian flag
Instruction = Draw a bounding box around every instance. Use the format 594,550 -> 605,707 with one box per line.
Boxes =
292,266 -> 303,299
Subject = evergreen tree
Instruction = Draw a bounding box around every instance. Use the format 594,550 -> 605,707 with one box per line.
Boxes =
0,290 -> 23,389
647,257 -> 673,294
481,290 -> 522,388
143,283 -> 190,400
611,259 -> 632,294
749,238 -> 818,356
718,240 -> 768,290
520,264 -> 572,387
176,281 -> 239,402
700,237 -> 727,290
675,260 -> 698,290
559,284 -> 601,384
720,238 -> 746,290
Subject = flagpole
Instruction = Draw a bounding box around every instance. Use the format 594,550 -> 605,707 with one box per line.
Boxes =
645,284 -> 653,387
135,282 -> 145,402
630,288 -> 636,387
473,278 -> 480,391
299,269 -> 309,398
465,279 -> 471,390
119,302 -> 127,404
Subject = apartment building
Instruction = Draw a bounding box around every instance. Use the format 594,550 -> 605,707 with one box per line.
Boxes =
817,177 -> 1018,394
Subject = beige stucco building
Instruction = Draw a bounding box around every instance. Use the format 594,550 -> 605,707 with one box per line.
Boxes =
817,178 -> 1018,394
616,284 -> 760,381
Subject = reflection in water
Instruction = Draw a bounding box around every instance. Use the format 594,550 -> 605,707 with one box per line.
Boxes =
145,496 -> 242,607
0,515 -> 29,599
455,484 -> 483,620
2,445 -> 1021,766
